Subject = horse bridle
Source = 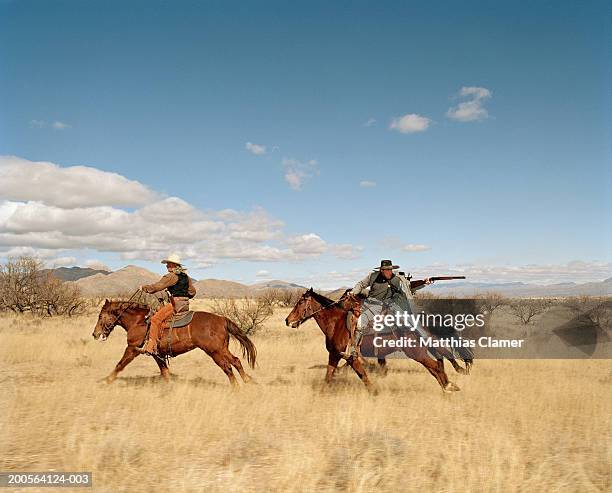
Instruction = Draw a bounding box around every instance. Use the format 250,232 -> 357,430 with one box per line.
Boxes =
296,294 -> 341,324
100,290 -> 142,335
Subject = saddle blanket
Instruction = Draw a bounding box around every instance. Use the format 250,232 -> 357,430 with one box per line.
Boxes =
167,310 -> 194,328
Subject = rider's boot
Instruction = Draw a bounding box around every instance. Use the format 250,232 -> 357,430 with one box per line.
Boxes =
341,316 -> 363,359
137,319 -> 161,355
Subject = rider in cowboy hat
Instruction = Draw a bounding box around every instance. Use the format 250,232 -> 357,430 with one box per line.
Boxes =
343,259 -> 432,358
137,254 -> 196,355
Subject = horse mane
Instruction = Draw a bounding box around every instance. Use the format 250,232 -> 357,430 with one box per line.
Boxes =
308,290 -> 337,308
108,299 -> 151,311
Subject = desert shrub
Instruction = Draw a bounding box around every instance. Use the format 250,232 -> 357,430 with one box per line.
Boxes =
0,256 -> 87,316
35,274 -> 87,316
413,291 -> 439,300
475,292 -> 508,315
257,288 -> 305,308
256,288 -> 284,308
509,298 -> 552,325
563,296 -> 611,330
210,297 -> 273,334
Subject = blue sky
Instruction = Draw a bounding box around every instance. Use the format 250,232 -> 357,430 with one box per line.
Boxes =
0,1 -> 610,287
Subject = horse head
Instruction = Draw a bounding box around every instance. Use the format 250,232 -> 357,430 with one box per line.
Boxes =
285,288 -> 318,328
92,299 -> 119,341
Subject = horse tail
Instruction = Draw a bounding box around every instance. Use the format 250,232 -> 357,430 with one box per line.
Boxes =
455,344 -> 474,372
455,344 -> 474,364
225,319 -> 257,369
421,324 -> 474,368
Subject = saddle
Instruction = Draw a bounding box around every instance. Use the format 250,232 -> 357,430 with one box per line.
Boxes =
144,309 -> 195,328
167,310 -> 195,328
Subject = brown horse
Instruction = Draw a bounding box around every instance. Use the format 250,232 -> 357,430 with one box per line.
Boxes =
339,291 -> 473,376
285,288 -> 374,391
92,300 -> 256,386
286,289 -> 460,391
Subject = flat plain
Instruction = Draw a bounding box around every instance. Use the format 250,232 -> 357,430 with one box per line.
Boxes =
1,301 -> 610,492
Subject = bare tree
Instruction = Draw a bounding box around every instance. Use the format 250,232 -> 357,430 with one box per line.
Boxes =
0,256 -> 44,312
210,297 -> 273,334
476,292 -> 508,315
509,298 -> 552,325
413,291 -> 439,300
255,287 -> 305,307
35,272 -> 87,316
256,288 -> 283,308
563,296 -> 611,330
0,256 -> 86,316
279,288 -> 305,307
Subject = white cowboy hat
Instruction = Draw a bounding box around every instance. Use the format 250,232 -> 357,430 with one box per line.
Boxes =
161,254 -> 182,266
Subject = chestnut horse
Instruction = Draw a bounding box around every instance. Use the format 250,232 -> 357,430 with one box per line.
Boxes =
286,289 -> 460,392
339,291 -> 473,376
285,288 -> 374,391
92,300 -> 256,386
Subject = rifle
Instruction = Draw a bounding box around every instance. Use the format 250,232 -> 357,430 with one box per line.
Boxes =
406,275 -> 466,291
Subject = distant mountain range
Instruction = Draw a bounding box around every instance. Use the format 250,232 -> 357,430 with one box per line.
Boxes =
53,265 -> 612,298
43,266 -> 110,281
425,278 -> 612,297
71,265 -> 159,296
63,265 -> 308,298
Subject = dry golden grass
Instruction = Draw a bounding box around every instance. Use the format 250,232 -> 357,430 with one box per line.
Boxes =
1,300 -> 611,492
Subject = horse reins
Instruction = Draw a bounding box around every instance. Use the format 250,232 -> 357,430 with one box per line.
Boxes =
299,296 -> 343,323
104,289 -> 143,332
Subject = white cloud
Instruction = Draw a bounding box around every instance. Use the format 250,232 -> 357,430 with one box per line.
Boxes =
389,114 -> 431,134
380,236 -> 430,252
363,118 -> 377,127
295,261 -> 612,290
331,244 -> 364,260
0,156 -> 158,208
256,270 -> 271,278
0,156 -> 334,267
245,142 -> 266,155
282,158 -> 319,191
413,261 -> 612,285
359,180 -> 376,188
85,259 -> 110,271
294,267 -> 368,291
29,120 -> 72,130
402,244 -> 431,252
47,256 -> 77,267
286,233 -> 327,256
52,121 -> 71,130
0,246 -> 62,259
446,86 -> 492,122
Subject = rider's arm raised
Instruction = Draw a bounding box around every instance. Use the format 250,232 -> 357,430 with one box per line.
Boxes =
352,273 -> 373,296
141,272 -> 178,294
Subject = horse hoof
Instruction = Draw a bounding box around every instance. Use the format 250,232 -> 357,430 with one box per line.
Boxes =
443,382 -> 460,392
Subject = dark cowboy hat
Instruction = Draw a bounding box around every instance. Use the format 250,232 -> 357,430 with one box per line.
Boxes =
373,259 -> 400,271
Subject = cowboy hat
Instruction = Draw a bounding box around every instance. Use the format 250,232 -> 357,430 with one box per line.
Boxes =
161,254 -> 183,266
373,259 -> 399,271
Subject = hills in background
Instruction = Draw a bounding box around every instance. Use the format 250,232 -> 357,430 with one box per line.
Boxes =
424,278 -> 612,297
72,266 -> 159,297
67,265 -> 309,298
42,266 -> 110,282
53,265 -> 612,298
